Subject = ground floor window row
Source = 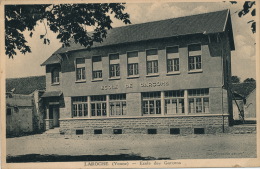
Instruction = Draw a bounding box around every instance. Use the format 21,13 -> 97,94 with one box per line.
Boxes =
71,88 -> 209,118
75,128 -> 206,135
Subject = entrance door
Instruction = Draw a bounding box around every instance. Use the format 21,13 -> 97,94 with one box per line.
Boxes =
53,107 -> 60,127
49,106 -> 60,127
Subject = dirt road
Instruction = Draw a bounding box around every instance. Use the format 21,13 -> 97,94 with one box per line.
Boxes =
6,133 -> 256,162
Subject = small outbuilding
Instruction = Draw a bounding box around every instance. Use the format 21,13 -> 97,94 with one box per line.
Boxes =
6,76 -> 46,136
232,82 -> 256,123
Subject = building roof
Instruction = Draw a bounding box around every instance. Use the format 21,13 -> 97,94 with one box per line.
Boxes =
6,76 -> 46,95
6,94 -> 33,107
41,91 -> 62,98
232,82 -> 256,98
41,54 -> 62,66
42,9 -> 235,66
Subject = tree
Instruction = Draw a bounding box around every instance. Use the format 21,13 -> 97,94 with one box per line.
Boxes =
230,1 -> 256,33
5,4 -> 131,58
231,76 -> 240,83
243,78 -> 256,83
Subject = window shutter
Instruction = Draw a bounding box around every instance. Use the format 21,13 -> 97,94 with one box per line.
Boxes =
127,52 -> 138,63
147,54 -> 158,61
188,44 -> 201,56
167,53 -> 179,59
189,51 -> 201,56
110,59 -> 120,64
110,54 -> 119,60
147,49 -> 158,61
167,47 -> 179,59
109,54 -> 120,64
76,58 -> 85,68
128,51 -> 138,58
146,49 -> 158,55
167,46 -> 178,53
128,57 -> 139,63
93,62 -> 102,70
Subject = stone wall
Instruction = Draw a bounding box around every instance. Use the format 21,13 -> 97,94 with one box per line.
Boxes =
60,115 -> 229,135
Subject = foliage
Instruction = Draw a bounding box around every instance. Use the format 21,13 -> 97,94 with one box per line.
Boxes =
230,1 -> 256,33
5,4 -> 131,58
243,78 -> 256,83
231,76 -> 240,83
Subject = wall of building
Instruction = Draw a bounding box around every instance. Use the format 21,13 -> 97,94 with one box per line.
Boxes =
6,107 -> 33,136
6,94 -> 34,136
46,64 -> 62,92
32,90 -> 45,132
244,90 -> 256,120
126,93 -> 142,116
60,115 -> 229,135
45,34 -> 233,132
59,87 -> 229,119
210,88 -> 229,114
46,34 -> 224,96
222,26 -> 234,124
60,97 -> 72,119
46,35 -> 230,122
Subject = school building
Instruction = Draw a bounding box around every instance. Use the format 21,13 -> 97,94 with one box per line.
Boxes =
41,9 -> 235,135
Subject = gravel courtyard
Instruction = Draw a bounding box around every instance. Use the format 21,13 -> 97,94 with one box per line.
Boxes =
6,133 -> 256,162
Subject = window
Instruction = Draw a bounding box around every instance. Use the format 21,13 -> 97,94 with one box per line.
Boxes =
109,54 -> 120,78
194,128 -> 205,134
146,49 -> 158,74
166,46 -> 179,73
6,108 -> 11,116
76,129 -> 83,135
188,89 -> 209,114
170,128 -> 180,135
110,94 -> 126,116
92,56 -> 102,80
51,67 -> 60,84
127,51 -> 139,76
142,92 -> 161,115
188,44 -> 202,71
76,58 -> 86,81
147,129 -> 157,134
91,95 -> 107,117
113,129 -> 122,134
165,90 -> 184,114
72,97 -> 88,117
94,129 -> 102,134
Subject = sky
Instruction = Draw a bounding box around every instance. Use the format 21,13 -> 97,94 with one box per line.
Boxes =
5,1 -> 257,81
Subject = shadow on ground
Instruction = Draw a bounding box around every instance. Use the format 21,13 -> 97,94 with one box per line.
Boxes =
6,132 -> 44,138
7,154 -> 170,163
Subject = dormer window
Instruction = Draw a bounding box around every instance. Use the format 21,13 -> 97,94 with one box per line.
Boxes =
76,58 -> 86,81
51,67 -> 60,84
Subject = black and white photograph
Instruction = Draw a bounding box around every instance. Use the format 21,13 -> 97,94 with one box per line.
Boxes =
1,0 -> 259,168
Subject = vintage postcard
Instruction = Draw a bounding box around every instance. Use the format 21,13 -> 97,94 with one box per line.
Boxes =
1,0 -> 259,168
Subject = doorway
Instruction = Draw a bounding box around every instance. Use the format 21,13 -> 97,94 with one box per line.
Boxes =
49,106 -> 60,127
